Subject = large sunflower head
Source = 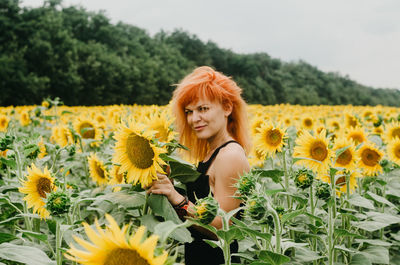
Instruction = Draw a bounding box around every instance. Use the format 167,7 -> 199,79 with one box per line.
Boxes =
293,129 -> 332,175
383,121 -> 400,143
387,139 -> 400,166
357,142 -> 383,176
0,115 -> 10,132
332,137 -> 357,171
65,214 -> 168,265
51,125 -> 73,147
112,120 -> 166,188
18,163 -> 57,219
88,153 -> 109,186
254,123 -> 286,157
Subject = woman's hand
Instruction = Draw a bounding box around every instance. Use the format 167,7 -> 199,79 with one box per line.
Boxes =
146,172 -> 185,206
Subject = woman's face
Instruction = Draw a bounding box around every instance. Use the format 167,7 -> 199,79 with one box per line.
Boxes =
184,98 -> 231,141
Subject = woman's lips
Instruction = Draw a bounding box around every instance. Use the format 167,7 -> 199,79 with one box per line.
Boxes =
194,125 -> 206,131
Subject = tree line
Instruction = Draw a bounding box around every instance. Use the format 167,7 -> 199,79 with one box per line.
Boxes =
1,0 -> 400,106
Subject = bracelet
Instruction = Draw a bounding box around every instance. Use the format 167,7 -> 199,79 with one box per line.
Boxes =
173,195 -> 188,209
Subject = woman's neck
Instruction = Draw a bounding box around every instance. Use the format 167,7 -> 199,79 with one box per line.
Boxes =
207,129 -> 233,153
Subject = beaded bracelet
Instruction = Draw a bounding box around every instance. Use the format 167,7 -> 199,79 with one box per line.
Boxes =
173,195 -> 189,209
173,195 -> 189,219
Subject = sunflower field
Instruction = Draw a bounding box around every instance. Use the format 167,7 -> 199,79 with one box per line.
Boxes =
1,98 -> 400,265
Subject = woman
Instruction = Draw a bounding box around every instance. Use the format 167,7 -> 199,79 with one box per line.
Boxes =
147,66 -> 251,265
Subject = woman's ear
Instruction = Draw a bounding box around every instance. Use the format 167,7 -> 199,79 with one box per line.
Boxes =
224,103 -> 233,117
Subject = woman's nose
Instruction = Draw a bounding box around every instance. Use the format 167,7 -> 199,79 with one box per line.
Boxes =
192,111 -> 201,122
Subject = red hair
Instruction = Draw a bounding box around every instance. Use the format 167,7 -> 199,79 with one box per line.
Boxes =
172,66 -> 251,162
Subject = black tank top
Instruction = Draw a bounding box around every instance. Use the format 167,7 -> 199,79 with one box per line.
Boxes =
184,140 -> 241,265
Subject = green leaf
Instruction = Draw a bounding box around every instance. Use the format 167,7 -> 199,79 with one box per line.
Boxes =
334,229 -> 365,239
366,191 -> 397,209
252,169 -> 284,183
259,250 -> 291,265
366,211 -> 400,225
153,220 -> 192,243
203,239 -> 220,249
0,233 -> 17,244
352,221 -> 389,232
216,227 -> 243,244
147,194 -> 182,224
350,253 -> 372,265
0,243 -> 56,265
281,208 -> 305,224
354,239 -> 392,247
0,157 -> 16,168
19,230 -> 48,242
92,191 -> 145,208
347,194 -> 375,210
161,154 -> 200,183
359,246 -> 389,264
291,247 -> 323,263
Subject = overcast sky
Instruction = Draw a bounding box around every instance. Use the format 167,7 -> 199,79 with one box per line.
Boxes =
22,0 -> 400,89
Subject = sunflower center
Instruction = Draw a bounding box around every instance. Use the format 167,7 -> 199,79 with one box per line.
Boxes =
95,162 -> 106,179
36,177 -> 52,198
79,122 -> 95,139
349,133 -> 364,145
104,248 -> 150,265
126,133 -> 155,169
391,128 -> 400,139
115,166 -> 124,182
348,117 -> 357,127
335,176 -> 346,186
361,149 -> 380,167
1,119 -> 6,127
310,141 -> 328,161
266,129 -> 282,146
304,119 -> 313,128
336,149 -> 352,166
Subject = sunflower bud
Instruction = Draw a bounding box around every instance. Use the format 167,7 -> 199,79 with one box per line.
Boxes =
194,196 -> 219,225
315,181 -> 331,201
244,194 -> 267,222
294,169 -> 314,189
235,172 -> 257,199
46,191 -> 71,216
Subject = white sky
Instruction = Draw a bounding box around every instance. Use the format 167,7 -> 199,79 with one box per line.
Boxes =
21,0 -> 400,89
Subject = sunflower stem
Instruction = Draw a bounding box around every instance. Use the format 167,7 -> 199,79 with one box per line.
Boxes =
268,204 -> 281,254
328,170 -> 337,265
56,220 -> 63,265
143,192 -> 149,215
310,184 -> 317,261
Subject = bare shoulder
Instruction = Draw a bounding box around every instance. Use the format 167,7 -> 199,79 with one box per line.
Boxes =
213,142 -> 249,175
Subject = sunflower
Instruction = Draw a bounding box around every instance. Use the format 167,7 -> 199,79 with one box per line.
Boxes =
248,148 -> 267,168
88,153 -> 109,186
345,127 -> 367,145
73,117 -> 102,147
109,165 -> 126,192
20,110 -> 31,126
344,111 -> 359,129
293,129 -> 332,175
300,116 -> 314,131
18,163 -> 56,219
387,140 -> 400,166
142,111 -> 177,143
0,115 -> 10,132
332,137 -> 357,171
357,142 -> 383,176
250,116 -> 266,136
383,121 -> 400,143
112,120 -> 166,188
38,137 -> 47,159
51,125 -> 73,147
254,123 -> 286,157
335,171 -> 361,197
65,214 -> 168,265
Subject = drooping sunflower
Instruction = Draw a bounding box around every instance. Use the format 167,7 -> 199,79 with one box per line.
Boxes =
357,141 -> 383,176
344,111 -> 359,129
293,129 -> 332,175
73,117 -> 102,147
65,214 -> 168,265
254,123 -> 286,157
112,120 -> 166,188
345,126 -> 367,146
88,153 -> 109,186
383,121 -> 400,143
332,137 -> 357,171
51,125 -> 73,147
0,114 -> 10,132
387,139 -> 400,166
109,165 -> 126,192
18,163 -> 56,219
38,137 -> 47,159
